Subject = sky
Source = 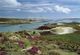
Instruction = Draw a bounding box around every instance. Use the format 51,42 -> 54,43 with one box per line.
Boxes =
0,0 -> 80,19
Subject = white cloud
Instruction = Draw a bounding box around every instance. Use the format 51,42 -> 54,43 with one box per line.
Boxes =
28,8 -> 44,13
43,7 -> 53,12
0,0 -> 21,7
22,3 -> 54,13
54,5 -> 71,14
24,4 -> 71,13
21,3 -> 71,13
0,0 -> 71,14
16,9 -> 21,11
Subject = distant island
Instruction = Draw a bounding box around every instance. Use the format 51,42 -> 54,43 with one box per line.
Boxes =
0,18 -> 36,24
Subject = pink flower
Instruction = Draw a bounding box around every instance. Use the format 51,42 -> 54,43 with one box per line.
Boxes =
17,41 -> 24,48
27,46 -> 40,55
0,51 -> 7,55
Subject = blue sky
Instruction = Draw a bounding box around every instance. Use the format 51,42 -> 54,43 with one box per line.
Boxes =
0,0 -> 80,19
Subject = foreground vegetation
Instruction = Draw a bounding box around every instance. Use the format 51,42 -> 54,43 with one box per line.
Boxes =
0,22 -> 80,55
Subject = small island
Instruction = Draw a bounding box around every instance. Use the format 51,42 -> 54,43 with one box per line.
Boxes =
0,18 -> 36,24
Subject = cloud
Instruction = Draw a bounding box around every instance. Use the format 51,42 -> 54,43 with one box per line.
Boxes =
0,0 -> 79,18
16,9 -> 21,11
19,3 -> 55,13
0,0 -> 71,14
23,4 -> 71,14
0,0 -> 21,7
54,5 -> 71,14
28,8 -> 44,13
44,7 -> 53,11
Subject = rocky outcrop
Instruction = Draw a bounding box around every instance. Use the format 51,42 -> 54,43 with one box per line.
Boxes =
37,26 -> 51,30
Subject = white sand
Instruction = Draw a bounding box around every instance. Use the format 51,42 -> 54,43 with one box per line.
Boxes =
51,27 -> 77,34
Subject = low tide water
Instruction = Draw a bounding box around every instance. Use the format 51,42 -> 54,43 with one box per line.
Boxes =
0,22 -> 49,32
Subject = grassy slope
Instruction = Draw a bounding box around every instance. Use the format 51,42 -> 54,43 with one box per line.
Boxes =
42,33 -> 80,42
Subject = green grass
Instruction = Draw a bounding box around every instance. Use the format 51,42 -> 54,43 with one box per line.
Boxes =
53,49 -> 77,55
42,33 -> 80,43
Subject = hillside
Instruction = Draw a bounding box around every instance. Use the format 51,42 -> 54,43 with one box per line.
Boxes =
0,18 -> 35,24
54,18 -> 80,23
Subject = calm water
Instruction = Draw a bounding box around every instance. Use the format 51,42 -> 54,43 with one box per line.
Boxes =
0,22 -> 50,32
